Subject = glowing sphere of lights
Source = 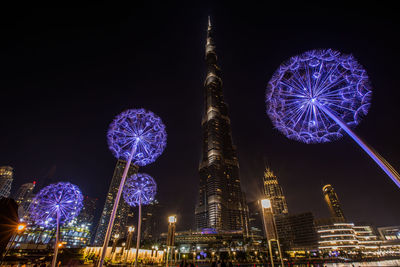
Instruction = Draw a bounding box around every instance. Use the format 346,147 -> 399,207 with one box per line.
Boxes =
123,173 -> 157,207
30,182 -> 83,227
107,109 -> 167,166
266,49 -> 372,144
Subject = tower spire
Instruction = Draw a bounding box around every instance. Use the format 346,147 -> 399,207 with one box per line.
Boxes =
208,16 -> 211,28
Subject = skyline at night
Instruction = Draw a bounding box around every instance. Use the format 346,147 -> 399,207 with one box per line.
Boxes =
1,2 -> 400,234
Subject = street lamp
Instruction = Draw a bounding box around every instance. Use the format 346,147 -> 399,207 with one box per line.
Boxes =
260,198 -> 284,267
124,226 -> 135,263
0,223 -> 28,265
166,215 -> 177,267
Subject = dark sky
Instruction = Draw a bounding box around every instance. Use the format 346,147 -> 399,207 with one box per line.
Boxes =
1,2 -> 399,232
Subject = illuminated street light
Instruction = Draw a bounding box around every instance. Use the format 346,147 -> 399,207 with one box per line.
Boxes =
168,215 -> 177,224
260,198 -> 283,267
17,224 -> 26,232
261,198 -> 271,209
166,216 -> 177,267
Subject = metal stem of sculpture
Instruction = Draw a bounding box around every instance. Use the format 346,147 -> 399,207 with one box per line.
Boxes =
134,194 -> 142,267
318,104 -> 400,188
99,109 -> 166,267
51,209 -> 60,267
266,49 -> 400,188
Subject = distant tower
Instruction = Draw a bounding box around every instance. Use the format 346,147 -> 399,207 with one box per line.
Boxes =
322,184 -> 346,221
0,166 -> 13,198
195,18 -> 249,233
14,181 -> 36,214
93,160 -> 137,245
263,167 -> 289,216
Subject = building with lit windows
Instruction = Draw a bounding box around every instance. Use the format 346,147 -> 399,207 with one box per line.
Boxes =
263,167 -> 288,216
0,166 -> 13,198
317,222 -> 359,251
93,160 -> 137,245
195,18 -> 249,234
322,184 -> 345,221
378,226 -> 400,241
14,181 -> 36,214
275,212 -> 318,250
316,222 -> 382,253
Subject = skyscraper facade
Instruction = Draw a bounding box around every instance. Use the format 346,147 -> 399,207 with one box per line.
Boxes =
263,167 -> 288,216
93,160 -> 137,245
14,181 -> 36,215
0,166 -> 13,199
322,184 -> 345,221
195,18 -> 249,233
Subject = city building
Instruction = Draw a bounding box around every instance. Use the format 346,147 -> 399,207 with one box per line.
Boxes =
0,166 -> 14,198
322,184 -> 346,221
141,200 -> 161,241
378,226 -> 400,241
14,181 -> 36,215
195,18 -> 249,234
317,222 -> 359,251
275,212 -> 318,251
247,200 -> 263,242
93,160 -> 138,246
263,167 -> 289,216
316,221 -> 382,253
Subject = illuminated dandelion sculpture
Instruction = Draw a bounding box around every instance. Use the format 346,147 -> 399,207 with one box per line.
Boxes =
266,49 -> 400,188
98,109 -> 166,267
30,182 -> 83,267
123,173 -> 157,265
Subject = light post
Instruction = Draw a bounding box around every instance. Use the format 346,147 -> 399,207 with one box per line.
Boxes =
111,233 -> 120,262
166,215 -> 177,267
124,226 -> 135,263
260,198 -> 284,267
0,223 -> 27,264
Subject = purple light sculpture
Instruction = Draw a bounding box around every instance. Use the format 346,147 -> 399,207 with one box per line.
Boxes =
30,182 -> 83,267
266,49 -> 400,188
98,108 -> 166,267
123,173 -> 157,265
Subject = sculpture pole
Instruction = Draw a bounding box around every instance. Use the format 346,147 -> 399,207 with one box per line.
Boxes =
51,209 -> 60,267
134,194 -> 142,267
319,104 -> 400,188
98,143 -> 137,267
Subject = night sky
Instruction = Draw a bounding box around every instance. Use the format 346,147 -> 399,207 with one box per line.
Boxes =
1,2 -> 399,232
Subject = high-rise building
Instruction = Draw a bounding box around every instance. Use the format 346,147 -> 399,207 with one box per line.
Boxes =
275,212 -> 318,250
0,166 -> 13,199
195,18 -> 249,233
93,160 -> 137,246
141,200 -> 161,241
322,184 -> 345,221
263,167 -> 288,216
247,200 -> 264,242
14,182 -> 35,204
14,181 -> 36,214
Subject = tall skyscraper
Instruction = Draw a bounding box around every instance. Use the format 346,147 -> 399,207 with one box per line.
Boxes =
195,18 -> 249,233
0,166 -> 13,199
14,181 -> 36,215
263,167 -> 289,216
93,160 -> 137,245
322,184 -> 346,221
